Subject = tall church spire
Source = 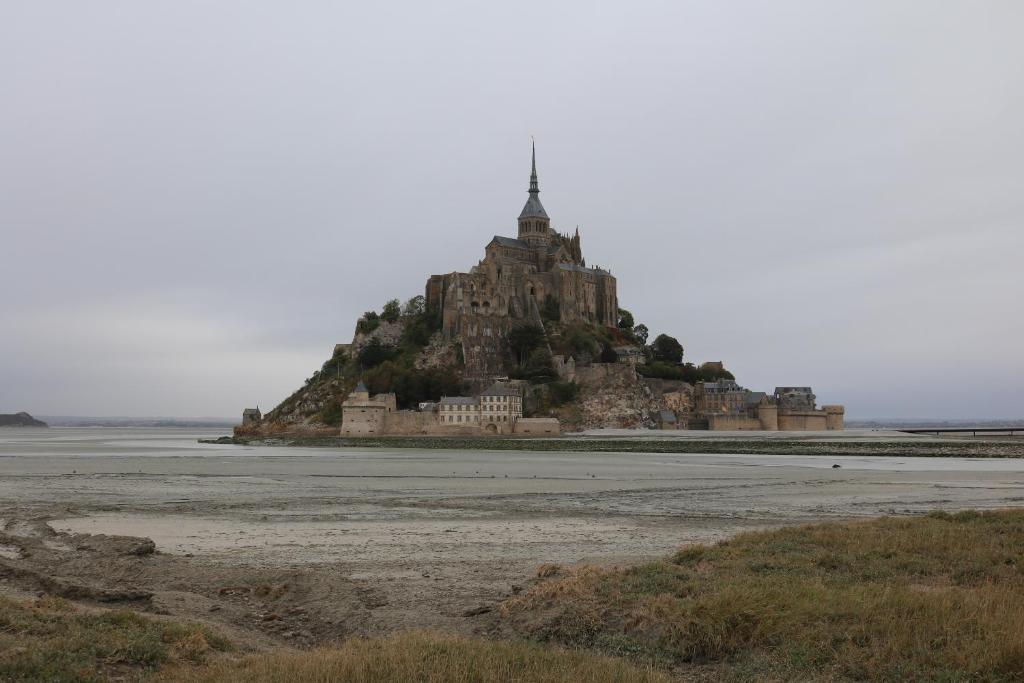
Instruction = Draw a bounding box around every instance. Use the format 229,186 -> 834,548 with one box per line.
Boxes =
518,140 -> 549,222
529,139 -> 539,194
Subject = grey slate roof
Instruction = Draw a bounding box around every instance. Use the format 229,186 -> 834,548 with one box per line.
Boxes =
745,391 -> 767,405
440,396 -> 478,406
519,193 -> 549,219
489,235 -> 529,249
557,263 -> 610,275
658,410 -> 677,423
702,380 -> 742,391
354,381 -> 368,393
481,382 -> 520,397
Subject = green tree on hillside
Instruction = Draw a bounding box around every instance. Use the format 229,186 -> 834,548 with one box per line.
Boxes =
650,334 -> 684,364
358,338 -> 397,368
508,323 -> 546,366
540,295 -> 561,322
523,348 -> 557,383
381,299 -> 401,322
356,311 -> 380,334
600,344 -> 619,363
402,295 -> 425,317
617,309 -> 635,329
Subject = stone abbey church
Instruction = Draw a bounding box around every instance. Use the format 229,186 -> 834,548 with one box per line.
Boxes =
426,145 -> 619,376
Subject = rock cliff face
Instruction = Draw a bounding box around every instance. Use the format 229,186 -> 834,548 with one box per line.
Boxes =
562,365 -> 692,430
0,412 -> 48,427
351,320 -> 404,353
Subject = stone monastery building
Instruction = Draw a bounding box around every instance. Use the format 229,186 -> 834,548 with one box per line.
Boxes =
426,144 -> 618,376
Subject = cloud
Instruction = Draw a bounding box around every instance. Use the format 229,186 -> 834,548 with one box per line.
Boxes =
1,1 -> 1021,417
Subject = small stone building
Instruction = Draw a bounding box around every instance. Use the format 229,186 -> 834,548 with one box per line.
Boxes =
655,410 -> 679,430
340,382 -> 397,436
241,407 -> 262,427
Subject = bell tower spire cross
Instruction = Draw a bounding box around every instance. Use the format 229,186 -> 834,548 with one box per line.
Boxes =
529,138 -> 539,194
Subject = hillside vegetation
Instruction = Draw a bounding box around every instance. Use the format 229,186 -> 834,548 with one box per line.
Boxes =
255,298 -> 732,433
0,595 -> 230,681
7,512 -> 1024,681
163,631 -> 669,683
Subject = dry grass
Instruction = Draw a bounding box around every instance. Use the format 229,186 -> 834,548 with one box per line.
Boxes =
161,630 -> 672,683
501,509 -> 1024,681
0,594 -> 231,681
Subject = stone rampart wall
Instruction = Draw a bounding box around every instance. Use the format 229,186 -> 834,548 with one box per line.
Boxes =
707,414 -> 764,431
515,418 -> 561,435
574,362 -> 636,389
777,411 -> 829,431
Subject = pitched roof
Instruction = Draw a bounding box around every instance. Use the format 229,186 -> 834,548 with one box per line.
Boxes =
557,263 -> 610,275
440,396 -> 478,406
519,193 -> 549,219
354,381 -> 368,393
481,382 -> 520,397
489,235 -> 529,249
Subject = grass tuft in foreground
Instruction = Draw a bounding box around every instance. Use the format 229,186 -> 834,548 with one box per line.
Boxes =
501,509 -> 1024,681
0,594 -> 230,682
161,630 -> 671,683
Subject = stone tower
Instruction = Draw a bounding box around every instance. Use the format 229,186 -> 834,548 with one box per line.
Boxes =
517,141 -> 552,247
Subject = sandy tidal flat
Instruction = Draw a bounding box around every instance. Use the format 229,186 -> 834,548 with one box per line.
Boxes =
2,427 -> 1024,645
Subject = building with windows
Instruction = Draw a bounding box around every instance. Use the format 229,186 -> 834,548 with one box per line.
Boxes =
694,379 -> 749,416
693,379 -> 843,431
438,382 -> 523,434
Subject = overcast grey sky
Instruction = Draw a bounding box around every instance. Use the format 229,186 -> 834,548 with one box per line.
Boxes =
1,1 -> 1022,419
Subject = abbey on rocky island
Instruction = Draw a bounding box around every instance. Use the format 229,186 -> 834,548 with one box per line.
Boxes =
426,144 -> 618,377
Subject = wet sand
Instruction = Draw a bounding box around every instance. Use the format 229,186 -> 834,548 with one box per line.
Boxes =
2,427 -> 1024,646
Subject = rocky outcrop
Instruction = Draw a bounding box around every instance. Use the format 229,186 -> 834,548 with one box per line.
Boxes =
0,412 -> 47,428
414,333 -> 460,370
351,320 -> 404,353
564,364 -> 692,430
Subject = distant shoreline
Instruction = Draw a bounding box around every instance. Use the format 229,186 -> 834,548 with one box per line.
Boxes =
207,433 -> 1024,457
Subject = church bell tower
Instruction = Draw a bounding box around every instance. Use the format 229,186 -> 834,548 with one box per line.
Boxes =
517,141 -> 552,246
